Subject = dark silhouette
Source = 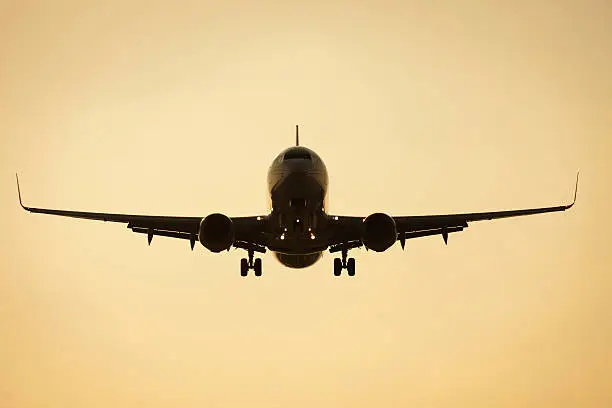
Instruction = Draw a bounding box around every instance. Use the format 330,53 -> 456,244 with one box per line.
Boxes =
16,125 -> 578,277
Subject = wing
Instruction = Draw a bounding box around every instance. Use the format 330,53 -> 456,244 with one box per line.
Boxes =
16,175 -> 267,250
328,173 -> 579,250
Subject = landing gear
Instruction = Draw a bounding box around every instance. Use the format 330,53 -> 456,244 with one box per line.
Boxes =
347,257 -> 355,276
240,258 -> 249,277
254,258 -> 262,277
333,248 -> 356,276
240,248 -> 263,277
333,258 -> 342,276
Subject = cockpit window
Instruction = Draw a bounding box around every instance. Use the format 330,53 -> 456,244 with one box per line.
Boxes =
283,149 -> 312,160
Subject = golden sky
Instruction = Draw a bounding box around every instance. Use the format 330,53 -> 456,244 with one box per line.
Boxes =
1,1 -> 611,407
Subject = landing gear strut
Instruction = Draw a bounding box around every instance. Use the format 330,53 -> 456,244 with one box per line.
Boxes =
241,248 -> 262,277
334,248 -> 355,277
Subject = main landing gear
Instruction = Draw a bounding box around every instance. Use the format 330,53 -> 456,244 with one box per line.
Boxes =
240,248 -> 262,277
334,248 -> 355,277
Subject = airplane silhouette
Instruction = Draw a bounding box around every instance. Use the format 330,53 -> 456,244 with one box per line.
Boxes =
17,125 -> 578,277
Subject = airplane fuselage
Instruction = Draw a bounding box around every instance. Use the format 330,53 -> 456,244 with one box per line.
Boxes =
267,146 -> 329,268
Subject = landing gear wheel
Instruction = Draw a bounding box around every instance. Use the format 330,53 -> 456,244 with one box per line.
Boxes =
240,258 -> 249,277
253,258 -> 262,277
347,257 -> 356,276
333,258 -> 342,276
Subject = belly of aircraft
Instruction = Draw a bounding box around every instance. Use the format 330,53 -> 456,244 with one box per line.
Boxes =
274,252 -> 322,268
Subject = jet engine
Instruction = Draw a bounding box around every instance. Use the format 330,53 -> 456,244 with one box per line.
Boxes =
361,212 -> 397,252
198,213 -> 235,252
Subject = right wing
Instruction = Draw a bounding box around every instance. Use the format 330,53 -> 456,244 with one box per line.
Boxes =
327,172 -> 578,250
16,175 -> 268,250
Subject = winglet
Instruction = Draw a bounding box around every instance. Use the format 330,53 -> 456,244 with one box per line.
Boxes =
16,173 -> 26,210
295,125 -> 299,146
569,171 -> 579,208
572,171 -> 579,204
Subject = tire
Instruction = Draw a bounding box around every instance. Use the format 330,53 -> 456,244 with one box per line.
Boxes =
254,258 -> 262,277
347,258 -> 356,276
240,258 -> 249,277
333,258 -> 342,276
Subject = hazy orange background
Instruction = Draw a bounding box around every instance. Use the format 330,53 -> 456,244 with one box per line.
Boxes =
1,1 -> 611,407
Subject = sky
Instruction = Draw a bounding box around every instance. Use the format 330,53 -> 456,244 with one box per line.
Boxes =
1,1 -> 611,407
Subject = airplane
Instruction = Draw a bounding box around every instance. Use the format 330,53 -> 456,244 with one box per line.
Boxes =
16,125 -> 578,277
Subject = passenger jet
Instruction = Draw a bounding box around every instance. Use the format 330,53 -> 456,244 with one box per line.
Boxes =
16,126 -> 578,277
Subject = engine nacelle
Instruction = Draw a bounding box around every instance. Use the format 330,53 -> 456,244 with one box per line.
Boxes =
198,213 -> 235,252
361,212 -> 397,252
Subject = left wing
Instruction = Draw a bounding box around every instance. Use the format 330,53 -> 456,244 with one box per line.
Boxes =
328,173 -> 578,250
16,175 -> 267,250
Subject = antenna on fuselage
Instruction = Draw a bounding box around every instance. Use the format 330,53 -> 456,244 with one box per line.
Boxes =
295,125 -> 299,146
